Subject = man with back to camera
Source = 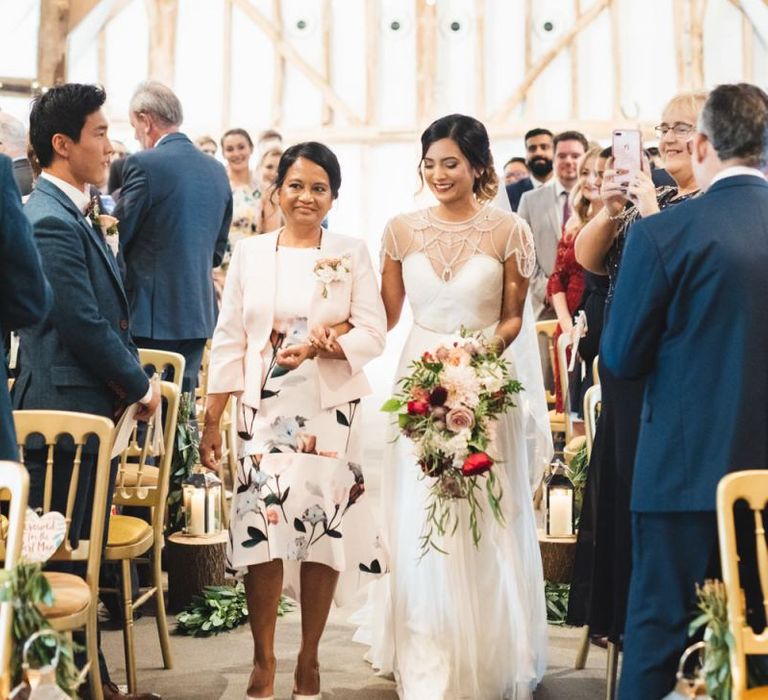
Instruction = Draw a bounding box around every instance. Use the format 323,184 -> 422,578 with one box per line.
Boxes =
600,83 -> 768,699
0,112 -> 34,197
114,81 -> 232,394
505,127 -> 554,211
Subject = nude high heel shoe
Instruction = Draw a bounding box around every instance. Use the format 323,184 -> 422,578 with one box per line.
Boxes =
291,694 -> 321,700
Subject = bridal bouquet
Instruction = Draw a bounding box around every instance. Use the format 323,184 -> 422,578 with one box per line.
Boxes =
382,330 -> 523,556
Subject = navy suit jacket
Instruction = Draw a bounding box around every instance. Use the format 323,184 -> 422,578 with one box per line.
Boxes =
113,132 -> 232,340
13,177 -> 149,420
506,177 -> 533,212
0,155 -> 51,459
601,174 -> 768,513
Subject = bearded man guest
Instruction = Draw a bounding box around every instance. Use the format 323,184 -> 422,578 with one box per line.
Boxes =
113,81 -> 232,393
15,82 -> 161,700
505,127 -> 554,211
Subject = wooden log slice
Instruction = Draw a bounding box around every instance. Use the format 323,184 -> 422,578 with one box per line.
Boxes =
166,531 -> 228,612
538,530 -> 577,584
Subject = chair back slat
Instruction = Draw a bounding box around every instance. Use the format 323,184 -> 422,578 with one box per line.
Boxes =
583,384 -> 602,459
556,333 -> 574,443
717,470 -> 768,697
0,461 -> 29,698
138,349 -> 185,392
13,411 -> 113,585
535,320 -> 558,406
113,382 -> 181,526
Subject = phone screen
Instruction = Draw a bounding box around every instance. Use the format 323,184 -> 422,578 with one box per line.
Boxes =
612,129 -> 642,177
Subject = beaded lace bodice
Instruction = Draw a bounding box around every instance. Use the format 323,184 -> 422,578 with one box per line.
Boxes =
380,206 -> 536,334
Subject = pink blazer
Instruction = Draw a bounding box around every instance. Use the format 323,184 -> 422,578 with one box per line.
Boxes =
207,230 -> 386,411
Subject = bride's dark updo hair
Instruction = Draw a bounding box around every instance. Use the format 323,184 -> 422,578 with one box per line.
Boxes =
419,114 -> 499,203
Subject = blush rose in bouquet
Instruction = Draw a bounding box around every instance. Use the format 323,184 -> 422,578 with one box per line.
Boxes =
382,329 -> 523,556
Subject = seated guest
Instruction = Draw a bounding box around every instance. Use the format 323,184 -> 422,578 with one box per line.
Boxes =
15,82 -> 161,700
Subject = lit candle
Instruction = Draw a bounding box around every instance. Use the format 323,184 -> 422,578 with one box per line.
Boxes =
189,490 -> 205,536
549,488 -> 573,537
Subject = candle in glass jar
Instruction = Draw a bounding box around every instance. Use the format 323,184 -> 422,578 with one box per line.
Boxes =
189,490 -> 205,536
548,488 -> 573,537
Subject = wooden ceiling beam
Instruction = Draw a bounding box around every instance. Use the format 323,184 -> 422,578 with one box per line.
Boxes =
68,0 -> 105,32
38,0 -> 69,87
233,0 -> 363,126
145,0 -> 179,87
489,0 -> 611,127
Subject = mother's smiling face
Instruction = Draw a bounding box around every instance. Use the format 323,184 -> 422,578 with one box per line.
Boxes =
657,99 -> 701,185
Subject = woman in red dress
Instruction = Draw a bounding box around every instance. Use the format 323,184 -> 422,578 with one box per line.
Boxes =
547,146 -> 606,420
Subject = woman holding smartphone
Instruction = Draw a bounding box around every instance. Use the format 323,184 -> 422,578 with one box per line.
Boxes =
567,92 -> 707,641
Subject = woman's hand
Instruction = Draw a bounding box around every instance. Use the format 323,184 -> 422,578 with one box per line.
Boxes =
199,422 -> 223,471
276,342 -> 316,369
309,325 -> 341,353
625,169 -> 659,218
600,167 -> 629,217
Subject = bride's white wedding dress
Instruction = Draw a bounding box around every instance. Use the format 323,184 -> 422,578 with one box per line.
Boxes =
354,205 -> 552,699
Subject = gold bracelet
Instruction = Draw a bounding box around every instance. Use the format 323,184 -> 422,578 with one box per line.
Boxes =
605,207 -> 625,223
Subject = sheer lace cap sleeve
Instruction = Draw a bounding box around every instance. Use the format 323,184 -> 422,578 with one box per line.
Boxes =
380,207 -> 535,280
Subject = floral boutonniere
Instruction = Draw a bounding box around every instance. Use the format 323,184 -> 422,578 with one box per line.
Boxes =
87,197 -> 120,256
313,255 -> 351,298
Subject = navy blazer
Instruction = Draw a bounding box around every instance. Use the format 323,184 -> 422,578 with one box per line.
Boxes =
13,177 -> 149,419
506,177 -> 533,212
113,132 -> 232,340
601,175 -> 768,513
0,156 -> 51,459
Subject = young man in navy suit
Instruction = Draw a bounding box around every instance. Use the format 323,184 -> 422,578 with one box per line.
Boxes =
601,83 -> 768,699
17,83 -> 161,700
114,81 -> 232,393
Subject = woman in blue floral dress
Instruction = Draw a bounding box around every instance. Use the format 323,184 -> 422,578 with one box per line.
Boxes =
201,142 -> 387,700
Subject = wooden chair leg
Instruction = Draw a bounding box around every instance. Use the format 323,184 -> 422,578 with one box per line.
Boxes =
153,542 -> 173,670
605,641 -> 619,700
87,602 -> 104,700
574,625 -> 590,669
121,558 -> 137,694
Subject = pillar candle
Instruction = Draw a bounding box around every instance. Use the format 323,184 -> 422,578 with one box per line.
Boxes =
549,488 -> 573,537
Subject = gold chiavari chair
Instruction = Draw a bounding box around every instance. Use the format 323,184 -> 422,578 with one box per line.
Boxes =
717,471 -> 768,699
557,333 -> 587,464
583,384 -> 602,461
102,381 -> 180,693
13,410 -> 115,700
0,461 -> 29,698
536,320 -> 568,437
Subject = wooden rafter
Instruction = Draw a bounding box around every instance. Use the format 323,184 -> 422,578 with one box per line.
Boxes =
271,0 -> 285,126
571,0 -> 581,119
690,0 -> 708,89
475,0 -> 487,120
233,0 -> 363,126
145,0 -> 179,87
322,0 -> 333,125
489,0 -> 611,127
673,0 -> 688,88
38,0 -> 69,87
415,0 -> 437,124
743,11 -> 754,80
609,0 -> 621,118
68,0 -> 105,31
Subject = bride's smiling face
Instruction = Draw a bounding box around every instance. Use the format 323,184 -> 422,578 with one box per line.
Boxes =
422,138 -> 479,205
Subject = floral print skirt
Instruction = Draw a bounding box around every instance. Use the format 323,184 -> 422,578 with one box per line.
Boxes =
227,318 -> 387,604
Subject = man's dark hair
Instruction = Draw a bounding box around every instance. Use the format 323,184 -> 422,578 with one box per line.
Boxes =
505,156 -> 528,168
274,141 -> 342,199
29,83 -> 107,168
600,146 -> 613,159
524,128 -> 553,143
699,83 -> 768,169
553,130 -> 589,153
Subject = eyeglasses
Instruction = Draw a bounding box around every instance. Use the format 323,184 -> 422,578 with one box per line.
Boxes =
654,122 -> 695,138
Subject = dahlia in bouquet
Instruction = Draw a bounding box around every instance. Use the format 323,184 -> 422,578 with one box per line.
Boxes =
382,330 -> 523,556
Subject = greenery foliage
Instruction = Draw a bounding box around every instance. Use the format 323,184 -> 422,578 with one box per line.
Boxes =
545,581 -> 570,626
167,392 -> 200,535
176,583 -> 295,637
0,561 -> 82,697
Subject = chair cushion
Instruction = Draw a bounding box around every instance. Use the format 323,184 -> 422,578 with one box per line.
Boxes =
38,572 -> 90,619
107,514 -> 152,548
116,465 -> 159,488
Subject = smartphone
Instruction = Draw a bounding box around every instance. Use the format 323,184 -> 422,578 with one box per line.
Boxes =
611,129 -> 642,178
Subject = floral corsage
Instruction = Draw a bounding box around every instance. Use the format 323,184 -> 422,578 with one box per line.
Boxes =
313,255 -> 351,298
88,198 -> 120,257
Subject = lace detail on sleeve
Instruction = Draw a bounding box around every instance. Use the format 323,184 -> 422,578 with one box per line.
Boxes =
380,215 -> 419,272
491,212 -> 536,278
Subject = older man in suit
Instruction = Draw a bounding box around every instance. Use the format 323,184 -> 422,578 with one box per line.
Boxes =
518,130 -> 588,320
114,81 -> 232,393
0,113 -> 34,197
0,154 -> 50,459
601,83 -> 768,700
16,83 -> 160,700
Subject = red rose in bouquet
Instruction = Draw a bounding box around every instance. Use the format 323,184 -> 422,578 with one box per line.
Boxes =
462,451 -> 494,476
407,400 -> 430,415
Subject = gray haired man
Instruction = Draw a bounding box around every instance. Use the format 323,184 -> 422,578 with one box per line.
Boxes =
0,112 -> 34,196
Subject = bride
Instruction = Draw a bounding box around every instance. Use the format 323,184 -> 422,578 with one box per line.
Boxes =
356,114 -> 552,699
